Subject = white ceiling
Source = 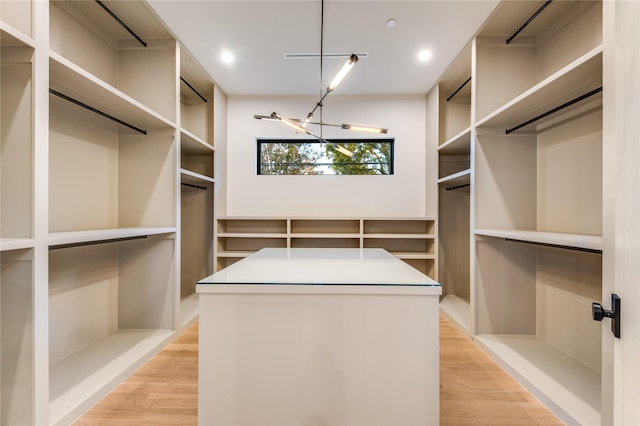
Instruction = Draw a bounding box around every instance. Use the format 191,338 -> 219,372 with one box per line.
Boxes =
147,0 -> 500,96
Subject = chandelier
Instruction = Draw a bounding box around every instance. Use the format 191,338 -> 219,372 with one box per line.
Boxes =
254,0 -> 388,157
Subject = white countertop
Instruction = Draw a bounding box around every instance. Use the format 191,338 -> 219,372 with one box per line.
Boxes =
197,248 -> 441,294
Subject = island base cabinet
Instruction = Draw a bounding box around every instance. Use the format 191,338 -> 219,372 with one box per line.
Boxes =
199,291 -> 439,426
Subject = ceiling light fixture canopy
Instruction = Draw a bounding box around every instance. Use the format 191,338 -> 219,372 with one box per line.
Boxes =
254,0 -> 388,149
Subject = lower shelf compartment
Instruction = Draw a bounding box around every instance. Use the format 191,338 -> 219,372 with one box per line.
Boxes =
474,334 -> 601,426
180,292 -> 199,327
49,328 -> 174,425
439,294 -> 470,335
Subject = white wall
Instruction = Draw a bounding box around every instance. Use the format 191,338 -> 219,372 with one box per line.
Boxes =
225,95 -> 428,218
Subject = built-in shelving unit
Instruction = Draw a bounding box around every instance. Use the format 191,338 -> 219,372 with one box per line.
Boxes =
436,43 -> 473,333
431,0 -> 606,424
1,0 -> 217,423
215,217 -> 437,278
178,48 -> 215,325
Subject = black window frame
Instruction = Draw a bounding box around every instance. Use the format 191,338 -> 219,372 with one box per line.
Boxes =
256,138 -> 395,176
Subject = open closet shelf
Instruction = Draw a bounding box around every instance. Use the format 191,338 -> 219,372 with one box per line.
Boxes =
439,295 -> 470,333
438,128 -> 471,154
48,228 -> 176,248
49,328 -> 175,425
475,334 -> 600,426
475,229 -> 602,252
1,23 -> 35,47
181,129 -> 214,154
476,47 -> 603,129
438,169 -> 471,186
49,53 -> 175,129
181,169 -> 215,185
0,238 -> 35,251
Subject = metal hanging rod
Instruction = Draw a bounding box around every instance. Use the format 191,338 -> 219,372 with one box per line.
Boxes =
504,238 -> 602,254
446,183 -> 471,191
95,0 -> 147,47
506,0 -> 554,45
49,235 -> 148,250
505,87 -> 602,135
182,182 -> 208,191
446,77 -> 472,102
180,77 -> 208,103
50,89 -> 147,135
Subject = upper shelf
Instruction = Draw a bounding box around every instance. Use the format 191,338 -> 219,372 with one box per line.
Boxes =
49,53 -> 176,130
1,23 -> 35,48
181,129 -> 214,154
476,46 -> 603,130
48,228 -> 177,249
438,128 -> 471,155
475,229 -> 603,252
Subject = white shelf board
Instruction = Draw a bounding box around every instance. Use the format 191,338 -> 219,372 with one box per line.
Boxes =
438,127 -> 471,155
1,22 -> 36,48
475,334 -> 600,426
391,252 -> 436,260
48,228 -> 177,248
216,251 -> 255,258
181,129 -> 214,154
49,328 -> 174,425
0,238 -> 35,252
217,233 -> 287,239
438,169 -> 471,186
364,234 -> 436,239
439,294 -> 470,335
291,233 -> 361,239
49,53 -> 176,129
181,168 -> 215,184
474,229 -> 602,252
476,46 -> 603,129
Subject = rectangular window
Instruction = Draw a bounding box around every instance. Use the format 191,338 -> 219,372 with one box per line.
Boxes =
257,139 -> 394,175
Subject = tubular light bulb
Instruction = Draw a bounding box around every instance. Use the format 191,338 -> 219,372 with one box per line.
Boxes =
272,112 -> 307,133
327,54 -> 358,92
334,144 -> 354,157
301,112 -> 313,128
342,123 -> 388,134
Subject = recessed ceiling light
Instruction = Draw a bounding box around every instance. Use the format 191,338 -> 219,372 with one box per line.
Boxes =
221,51 -> 234,64
386,19 -> 397,28
418,49 -> 432,62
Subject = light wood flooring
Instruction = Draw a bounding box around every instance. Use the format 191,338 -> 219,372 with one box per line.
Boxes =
73,315 -> 563,425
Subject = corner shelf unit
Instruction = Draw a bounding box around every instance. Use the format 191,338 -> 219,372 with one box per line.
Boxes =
215,217 -> 437,279
431,0 -> 607,424
1,0 -> 216,423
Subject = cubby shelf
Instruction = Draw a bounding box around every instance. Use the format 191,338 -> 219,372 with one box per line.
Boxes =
1,22 -> 36,48
0,238 -> 36,252
215,217 -> 437,278
181,168 -> 215,185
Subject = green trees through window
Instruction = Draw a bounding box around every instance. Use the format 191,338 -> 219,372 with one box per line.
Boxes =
257,139 -> 394,175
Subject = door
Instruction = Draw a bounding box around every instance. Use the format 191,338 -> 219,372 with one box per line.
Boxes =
602,1 -> 640,424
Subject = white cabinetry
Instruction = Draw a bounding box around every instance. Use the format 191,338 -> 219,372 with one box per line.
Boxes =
432,1 -> 608,424
1,0 -> 216,423
215,217 -> 437,278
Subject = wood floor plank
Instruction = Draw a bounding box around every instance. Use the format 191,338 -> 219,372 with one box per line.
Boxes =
73,316 -> 563,425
